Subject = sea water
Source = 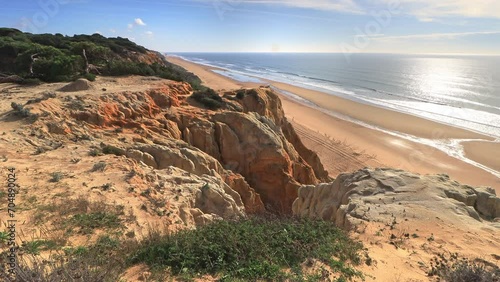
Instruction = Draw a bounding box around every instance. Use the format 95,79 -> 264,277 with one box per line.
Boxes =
171,53 -> 500,139
171,52 -> 500,176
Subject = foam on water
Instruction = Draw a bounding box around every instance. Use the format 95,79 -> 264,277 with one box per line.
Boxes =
273,86 -> 500,179
171,53 -> 500,177
212,69 -> 263,83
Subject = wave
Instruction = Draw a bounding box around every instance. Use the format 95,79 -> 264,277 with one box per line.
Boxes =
175,53 -> 500,138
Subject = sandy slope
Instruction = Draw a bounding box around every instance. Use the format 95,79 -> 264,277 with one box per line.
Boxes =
168,56 -> 500,194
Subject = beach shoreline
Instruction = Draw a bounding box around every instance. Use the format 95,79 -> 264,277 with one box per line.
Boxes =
167,55 -> 500,193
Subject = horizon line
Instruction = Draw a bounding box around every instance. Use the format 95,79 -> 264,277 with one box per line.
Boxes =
164,51 -> 500,56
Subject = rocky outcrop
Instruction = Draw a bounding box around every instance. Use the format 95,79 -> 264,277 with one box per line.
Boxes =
127,141 -> 266,215
42,80 -> 327,214
212,111 -> 315,212
133,142 -> 224,176
58,78 -> 92,92
165,88 -> 328,212
141,165 -> 246,226
293,168 -> 500,230
469,187 -> 500,219
238,88 -> 329,182
223,171 -> 265,214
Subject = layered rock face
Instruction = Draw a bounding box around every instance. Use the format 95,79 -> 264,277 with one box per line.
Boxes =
37,78 -> 327,217
134,165 -> 246,227
293,168 -> 500,230
69,85 -> 327,213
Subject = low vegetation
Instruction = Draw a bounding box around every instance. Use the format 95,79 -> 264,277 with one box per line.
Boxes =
236,89 -> 246,99
91,161 -> 107,172
0,28 -> 202,88
49,171 -> 64,183
10,102 -> 39,122
1,235 -> 124,281
32,198 -> 126,235
1,216 -> 365,281
0,199 -> 131,281
101,145 -> 125,156
21,240 -> 58,255
190,87 -> 225,110
428,253 -> 500,282
129,216 -> 364,281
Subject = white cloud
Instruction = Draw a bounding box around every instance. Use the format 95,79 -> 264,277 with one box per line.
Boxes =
262,0 -> 363,14
145,31 -> 154,37
371,30 -> 500,41
134,18 -> 147,26
109,28 -> 116,33
199,0 -> 500,19
128,18 -> 147,32
374,0 -> 500,21
197,0 -> 364,14
95,31 -> 101,35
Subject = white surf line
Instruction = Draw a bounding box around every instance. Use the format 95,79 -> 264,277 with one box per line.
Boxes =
212,64 -> 499,140
272,86 -> 500,180
175,56 -> 500,180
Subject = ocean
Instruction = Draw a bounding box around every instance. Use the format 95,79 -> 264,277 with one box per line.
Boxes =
171,53 -> 500,140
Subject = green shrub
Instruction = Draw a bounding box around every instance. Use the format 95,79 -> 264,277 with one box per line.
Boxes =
91,161 -> 107,172
32,54 -> 83,82
129,216 -> 364,281
33,197 -> 126,234
102,145 -> 125,156
18,78 -> 42,85
83,73 -> 96,81
68,212 -> 122,235
429,253 -> 500,282
49,172 -> 63,182
191,88 -> 225,110
0,231 -> 9,243
0,29 -> 204,86
22,240 -> 58,255
236,89 -> 246,99
88,148 -> 102,156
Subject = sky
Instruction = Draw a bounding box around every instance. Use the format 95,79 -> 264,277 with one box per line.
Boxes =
1,0 -> 500,54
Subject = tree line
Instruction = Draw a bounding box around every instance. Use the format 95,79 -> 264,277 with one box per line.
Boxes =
0,28 -> 202,88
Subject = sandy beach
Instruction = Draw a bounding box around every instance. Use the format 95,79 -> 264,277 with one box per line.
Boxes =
463,141 -> 500,172
167,56 -> 500,193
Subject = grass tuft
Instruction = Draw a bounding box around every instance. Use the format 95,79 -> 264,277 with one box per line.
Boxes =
429,252 -> 500,282
49,171 -> 63,182
22,240 -> 58,255
91,161 -> 107,172
68,212 -> 122,235
102,145 -> 125,156
33,197 -> 126,235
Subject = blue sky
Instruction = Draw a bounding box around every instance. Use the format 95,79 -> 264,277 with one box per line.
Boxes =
1,0 -> 500,54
